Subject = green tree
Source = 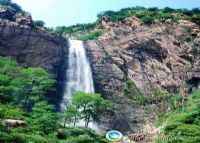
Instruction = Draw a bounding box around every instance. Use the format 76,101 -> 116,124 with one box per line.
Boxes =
72,92 -> 109,127
0,57 -> 21,102
61,106 -> 79,127
0,104 -> 23,119
0,57 -> 55,111
28,101 -> 59,135
18,67 -> 55,111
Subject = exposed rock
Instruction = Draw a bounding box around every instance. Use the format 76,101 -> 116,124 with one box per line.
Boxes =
4,119 -> 27,127
85,17 -> 200,133
0,17 -> 67,79
15,12 -> 33,27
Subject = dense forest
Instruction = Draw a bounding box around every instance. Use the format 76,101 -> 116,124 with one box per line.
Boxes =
0,57 -> 109,142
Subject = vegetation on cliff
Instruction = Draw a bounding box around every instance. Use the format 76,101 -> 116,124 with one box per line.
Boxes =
50,6 -> 200,40
156,91 -> 200,143
0,0 -> 22,12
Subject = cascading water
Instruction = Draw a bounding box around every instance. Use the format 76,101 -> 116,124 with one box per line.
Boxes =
61,39 -> 94,108
61,39 -> 99,132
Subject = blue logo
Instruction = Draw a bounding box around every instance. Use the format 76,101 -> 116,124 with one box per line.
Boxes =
106,130 -> 123,142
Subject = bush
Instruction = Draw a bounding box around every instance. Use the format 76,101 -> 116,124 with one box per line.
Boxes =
169,94 -> 183,110
123,79 -> 148,105
191,14 -> 200,25
163,7 -> 176,13
141,16 -> 154,25
57,127 -> 108,143
76,30 -> 103,41
0,0 -> 21,11
192,8 -> 200,13
157,91 -> 200,143
34,20 -> 45,27
135,12 -> 145,18
148,7 -> 159,12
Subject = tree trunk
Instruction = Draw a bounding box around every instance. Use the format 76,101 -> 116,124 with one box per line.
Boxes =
74,114 -> 77,127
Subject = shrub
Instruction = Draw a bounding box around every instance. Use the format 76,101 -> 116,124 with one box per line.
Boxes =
191,14 -> 200,25
135,12 -> 145,18
57,127 -> 108,143
157,91 -> 200,143
192,8 -> 200,13
148,7 -> 159,12
141,16 -> 154,25
123,79 -> 148,105
163,7 -> 176,13
169,94 -> 183,110
34,20 -> 45,27
76,30 -> 103,41
0,0 -> 21,11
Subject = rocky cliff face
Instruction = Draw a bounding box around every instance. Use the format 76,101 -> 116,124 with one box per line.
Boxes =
0,6 -> 68,79
85,17 -> 200,133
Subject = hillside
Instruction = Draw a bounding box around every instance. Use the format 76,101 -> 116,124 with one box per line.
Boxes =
51,6 -> 200,39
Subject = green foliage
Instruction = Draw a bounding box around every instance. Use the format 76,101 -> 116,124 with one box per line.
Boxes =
123,79 -> 148,105
54,23 -> 97,35
191,14 -> 200,24
0,57 -> 55,111
153,89 -> 168,103
49,7 -> 200,39
28,101 -> 59,135
61,106 -> 79,127
57,127 -> 109,143
70,92 -> 109,127
0,57 -> 21,102
0,104 -> 23,119
169,94 -> 183,110
162,7 -> 176,13
34,20 -> 45,27
141,16 -> 154,25
157,91 -> 200,143
76,30 -> 103,40
0,0 -> 22,11
96,6 -> 177,24
148,7 -> 159,12
0,57 -> 107,142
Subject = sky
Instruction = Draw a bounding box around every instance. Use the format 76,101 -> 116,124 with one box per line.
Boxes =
12,0 -> 200,27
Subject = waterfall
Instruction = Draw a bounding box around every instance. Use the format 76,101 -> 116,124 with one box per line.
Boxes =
61,39 -> 99,132
61,39 -> 94,108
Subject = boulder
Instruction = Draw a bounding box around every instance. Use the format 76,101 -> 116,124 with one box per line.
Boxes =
5,119 -> 27,127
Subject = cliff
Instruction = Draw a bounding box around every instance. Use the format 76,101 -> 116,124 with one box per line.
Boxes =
85,17 -> 200,133
0,5 -> 68,79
